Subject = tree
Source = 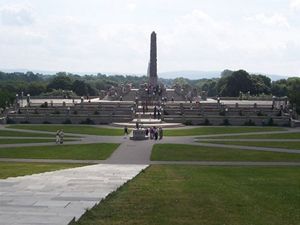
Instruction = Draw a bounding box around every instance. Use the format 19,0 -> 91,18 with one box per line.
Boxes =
72,80 -> 88,96
218,70 -> 253,97
47,74 -> 72,91
287,77 -> 300,113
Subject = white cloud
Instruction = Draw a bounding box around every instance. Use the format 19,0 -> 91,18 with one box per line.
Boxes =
127,3 -> 137,11
0,3 -> 34,26
290,0 -> 300,11
245,13 -> 290,28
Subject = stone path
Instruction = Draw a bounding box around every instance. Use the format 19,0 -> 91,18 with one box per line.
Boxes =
0,164 -> 148,225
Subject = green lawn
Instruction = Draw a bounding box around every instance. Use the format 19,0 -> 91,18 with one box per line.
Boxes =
0,138 -> 78,144
204,132 -> 300,139
0,162 -> 85,179
0,143 -> 119,160
151,144 -> 300,161
0,130 -> 54,137
204,141 -> 300,150
164,126 -> 284,136
73,165 -> 300,225
7,125 -> 126,136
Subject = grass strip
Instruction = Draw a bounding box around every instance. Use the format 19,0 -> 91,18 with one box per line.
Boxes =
151,144 -> 300,161
0,162 -> 85,179
164,126 -> 284,136
205,132 -> 300,139
0,143 -> 119,160
204,141 -> 300,150
7,125 -> 126,136
73,165 -> 300,225
0,139 -> 78,144
0,130 -> 54,137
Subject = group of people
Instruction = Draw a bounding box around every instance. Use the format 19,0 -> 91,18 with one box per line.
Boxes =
146,126 -> 163,140
55,129 -> 64,144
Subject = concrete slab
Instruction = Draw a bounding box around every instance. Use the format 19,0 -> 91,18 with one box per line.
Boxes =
0,164 -> 148,225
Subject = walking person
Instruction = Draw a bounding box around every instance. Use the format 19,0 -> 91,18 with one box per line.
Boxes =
159,127 -> 163,140
154,127 -> 158,140
124,126 -> 129,138
56,130 -> 60,144
59,129 -> 64,144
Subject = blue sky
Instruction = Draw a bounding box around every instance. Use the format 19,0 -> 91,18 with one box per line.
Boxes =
0,0 -> 300,76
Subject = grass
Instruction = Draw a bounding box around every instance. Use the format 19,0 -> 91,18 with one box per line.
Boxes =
164,126 -> 284,136
0,139 -> 78,144
0,143 -> 119,160
204,141 -> 300,150
7,124 -> 127,136
73,165 -> 300,225
151,144 -> 300,161
205,132 -> 300,139
0,162 -> 85,179
0,130 -> 54,137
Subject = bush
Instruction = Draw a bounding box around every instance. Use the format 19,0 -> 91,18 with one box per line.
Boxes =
222,118 -> 230,126
267,118 -> 277,126
244,119 -> 256,126
43,121 -> 52,124
94,111 -> 100,115
203,118 -> 211,126
63,119 -> 72,124
6,117 -> 16,124
80,118 -> 95,125
257,111 -> 265,116
73,110 -> 78,115
52,110 -> 60,115
20,121 -> 30,124
184,120 -> 192,125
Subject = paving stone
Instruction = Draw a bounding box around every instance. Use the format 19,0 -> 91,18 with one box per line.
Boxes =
0,164 -> 148,225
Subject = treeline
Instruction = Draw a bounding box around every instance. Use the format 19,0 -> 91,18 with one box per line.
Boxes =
0,70 -> 299,113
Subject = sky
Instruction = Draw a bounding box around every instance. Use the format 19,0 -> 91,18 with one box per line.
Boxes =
0,0 -> 300,77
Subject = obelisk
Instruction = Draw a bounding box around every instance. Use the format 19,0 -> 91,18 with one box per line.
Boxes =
148,31 -> 158,87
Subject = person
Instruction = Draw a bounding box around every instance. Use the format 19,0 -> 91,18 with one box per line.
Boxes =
124,126 -> 128,138
56,130 -> 60,144
150,127 -> 154,140
154,127 -> 158,140
59,129 -> 64,144
159,127 -> 163,140
145,127 -> 149,137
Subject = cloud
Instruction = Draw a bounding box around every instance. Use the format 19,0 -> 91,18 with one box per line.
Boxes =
245,13 -> 290,28
127,3 -> 137,11
0,3 -> 34,26
290,0 -> 300,11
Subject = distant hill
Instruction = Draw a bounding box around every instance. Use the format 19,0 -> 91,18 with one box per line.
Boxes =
0,68 -> 290,81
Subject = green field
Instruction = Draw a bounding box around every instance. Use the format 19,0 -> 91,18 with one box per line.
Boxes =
0,162 -> 85,179
73,165 -> 300,225
0,130 -> 55,137
0,143 -> 119,160
7,125 -> 126,136
164,126 -> 284,136
151,144 -> 300,161
204,141 -> 300,150
0,138 -> 78,144
204,132 -> 300,139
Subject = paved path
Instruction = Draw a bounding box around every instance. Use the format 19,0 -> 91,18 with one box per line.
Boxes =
0,164 -> 148,225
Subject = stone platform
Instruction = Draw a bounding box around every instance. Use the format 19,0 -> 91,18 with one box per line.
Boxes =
0,164 -> 148,225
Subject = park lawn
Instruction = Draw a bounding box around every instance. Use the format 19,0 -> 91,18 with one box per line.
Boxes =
0,130 -> 54,137
0,138 -> 78,144
0,162 -> 86,179
0,143 -> 119,160
151,144 -> 300,161
164,126 -> 284,136
204,141 -> 300,150
73,165 -> 300,225
205,132 -> 300,139
7,125 -> 126,136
